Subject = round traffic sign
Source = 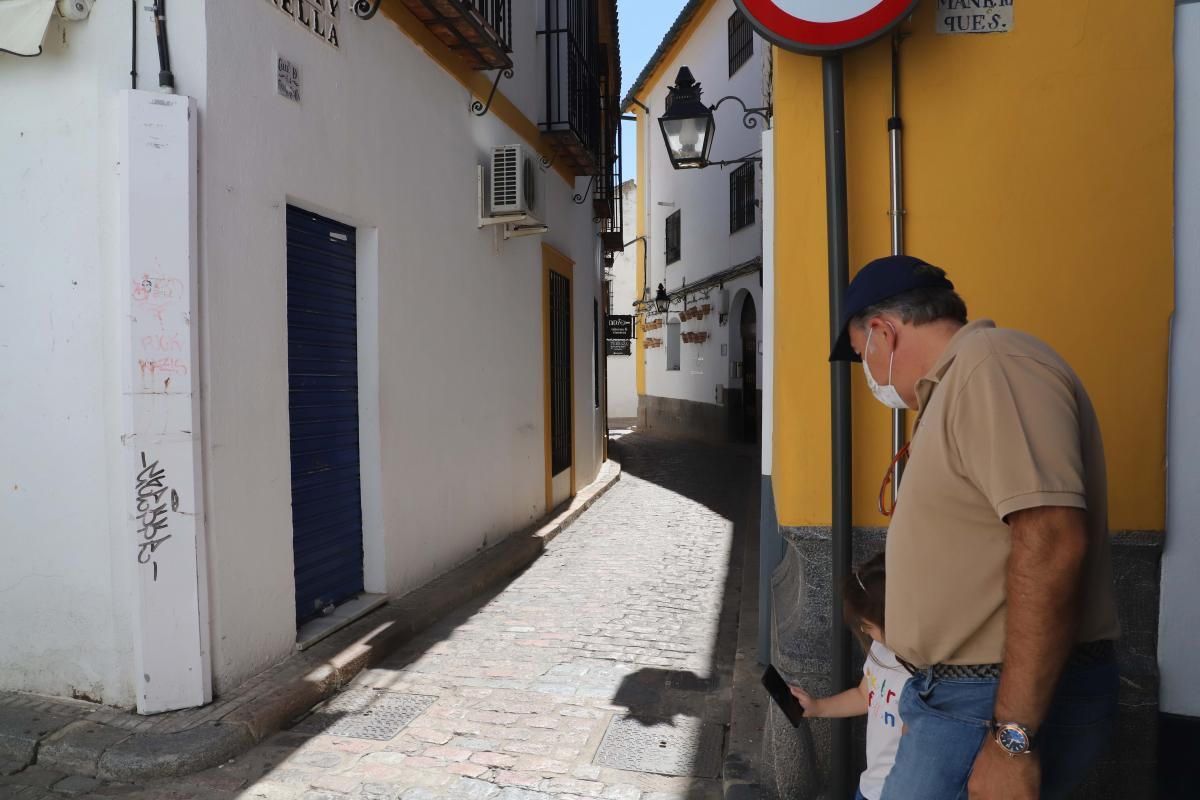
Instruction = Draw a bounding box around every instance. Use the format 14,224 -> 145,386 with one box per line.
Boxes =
734,0 -> 918,54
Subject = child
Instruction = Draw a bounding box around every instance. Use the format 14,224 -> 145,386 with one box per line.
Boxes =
788,554 -> 909,800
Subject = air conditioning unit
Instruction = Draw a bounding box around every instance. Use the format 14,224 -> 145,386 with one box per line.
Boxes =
490,144 -> 538,216
477,144 -> 548,239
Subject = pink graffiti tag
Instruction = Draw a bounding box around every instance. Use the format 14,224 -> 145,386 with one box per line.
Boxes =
131,275 -> 185,326
138,357 -> 189,377
140,333 -> 182,353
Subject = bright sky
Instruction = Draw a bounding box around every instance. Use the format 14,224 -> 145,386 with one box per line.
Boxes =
618,0 -> 690,184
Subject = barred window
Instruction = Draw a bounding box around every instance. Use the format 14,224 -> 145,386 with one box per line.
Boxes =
666,320 -> 681,371
666,209 -> 681,264
730,163 -> 756,233
593,300 -> 601,409
728,10 -> 753,77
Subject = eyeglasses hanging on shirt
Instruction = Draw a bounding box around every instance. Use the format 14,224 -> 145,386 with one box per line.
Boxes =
878,441 -> 911,517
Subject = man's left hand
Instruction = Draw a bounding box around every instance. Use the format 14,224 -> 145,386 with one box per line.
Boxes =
967,740 -> 1040,799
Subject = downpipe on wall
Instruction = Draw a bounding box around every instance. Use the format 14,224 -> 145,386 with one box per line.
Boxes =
152,0 -> 174,91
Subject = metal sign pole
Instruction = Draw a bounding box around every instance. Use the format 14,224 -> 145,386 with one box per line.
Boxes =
823,52 -> 854,800
731,4 -> 919,796
889,32 -> 907,500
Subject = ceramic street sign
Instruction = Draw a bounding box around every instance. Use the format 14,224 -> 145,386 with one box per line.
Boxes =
936,0 -> 1013,35
735,0 -> 919,53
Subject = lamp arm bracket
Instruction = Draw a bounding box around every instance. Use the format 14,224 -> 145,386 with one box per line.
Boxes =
709,157 -> 763,168
709,95 -> 772,130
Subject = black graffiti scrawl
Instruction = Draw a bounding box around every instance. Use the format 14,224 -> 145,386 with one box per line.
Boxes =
135,452 -> 179,581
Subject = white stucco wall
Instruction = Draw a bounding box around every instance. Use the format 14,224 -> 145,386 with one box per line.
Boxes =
607,180 -> 638,420
0,3 -> 208,706
1,1 -> 606,705
638,0 -> 766,408
198,3 -> 605,693
1161,0 -> 1200,719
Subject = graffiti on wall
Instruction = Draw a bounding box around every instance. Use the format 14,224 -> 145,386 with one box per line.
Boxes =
132,274 -> 190,392
135,452 -> 179,581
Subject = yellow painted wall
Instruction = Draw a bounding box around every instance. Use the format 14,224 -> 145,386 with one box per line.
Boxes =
772,2 -> 1174,531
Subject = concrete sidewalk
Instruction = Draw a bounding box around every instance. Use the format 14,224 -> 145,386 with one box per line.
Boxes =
0,460 -> 621,789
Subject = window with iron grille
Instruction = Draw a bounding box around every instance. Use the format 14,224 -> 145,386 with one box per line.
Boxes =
728,10 -> 753,77
593,300 -> 601,409
540,0 -> 605,172
666,320 -> 681,371
666,209 -> 681,264
730,163 -> 756,233
549,270 -> 572,474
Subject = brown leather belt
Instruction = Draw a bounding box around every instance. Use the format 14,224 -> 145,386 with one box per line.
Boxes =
898,640 -> 1115,680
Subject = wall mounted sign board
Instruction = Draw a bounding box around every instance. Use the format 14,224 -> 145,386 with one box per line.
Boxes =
607,339 -> 632,356
606,315 -> 633,339
734,0 -> 919,53
277,55 -> 301,102
936,0 -> 1013,34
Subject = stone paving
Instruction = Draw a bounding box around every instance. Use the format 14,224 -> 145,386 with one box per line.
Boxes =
3,433 -> 759,800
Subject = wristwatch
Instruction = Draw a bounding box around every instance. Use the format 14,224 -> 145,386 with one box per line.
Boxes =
992,721 -> 1036,756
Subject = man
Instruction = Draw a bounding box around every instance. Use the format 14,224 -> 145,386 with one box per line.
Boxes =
829,255 -> 1121,799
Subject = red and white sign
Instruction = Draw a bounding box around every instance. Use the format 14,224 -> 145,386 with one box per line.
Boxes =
735,0 -> 918,53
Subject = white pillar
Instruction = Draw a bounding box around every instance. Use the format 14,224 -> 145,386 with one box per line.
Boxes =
1162,0 -> 1200,718
118,90 -> 210,714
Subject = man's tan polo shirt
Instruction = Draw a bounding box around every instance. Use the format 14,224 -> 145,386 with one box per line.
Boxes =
886,320 -> 1121,668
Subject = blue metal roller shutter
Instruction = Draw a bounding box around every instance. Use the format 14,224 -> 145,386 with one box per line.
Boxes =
286,206 -> 364,624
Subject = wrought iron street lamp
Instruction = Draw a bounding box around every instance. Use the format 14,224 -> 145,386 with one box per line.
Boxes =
658,68 -> 715,170
654,283 -> 671,313
658,66 -> 771,170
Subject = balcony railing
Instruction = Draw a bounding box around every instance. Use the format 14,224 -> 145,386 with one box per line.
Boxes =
398,0 -> 513,70
540,0 -> 604,174
595,73 -> 624,253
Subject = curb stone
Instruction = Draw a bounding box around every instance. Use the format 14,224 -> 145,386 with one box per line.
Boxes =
9,461 -> 621,783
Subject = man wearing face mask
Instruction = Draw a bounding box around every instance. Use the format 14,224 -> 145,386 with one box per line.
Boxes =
828,256 -> 1121,800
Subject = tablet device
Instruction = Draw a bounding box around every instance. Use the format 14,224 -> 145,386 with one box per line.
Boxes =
761,665 -> 806,727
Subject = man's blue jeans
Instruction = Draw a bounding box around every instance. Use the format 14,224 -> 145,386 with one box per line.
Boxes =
880,654 -> 1119,799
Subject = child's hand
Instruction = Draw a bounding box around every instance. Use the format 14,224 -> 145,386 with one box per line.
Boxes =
789,686 -> 823,717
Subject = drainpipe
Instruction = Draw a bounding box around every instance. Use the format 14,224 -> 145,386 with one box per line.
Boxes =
152,0 -> 175,91
823,53 -> 854,800
888,32 -> 907,497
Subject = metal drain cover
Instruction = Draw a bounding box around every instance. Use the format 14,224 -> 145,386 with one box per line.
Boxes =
293,689 -> 437,740
593,715 -> 724,778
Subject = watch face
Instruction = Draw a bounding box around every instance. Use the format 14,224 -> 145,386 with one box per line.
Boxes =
997,725 -> 1030,754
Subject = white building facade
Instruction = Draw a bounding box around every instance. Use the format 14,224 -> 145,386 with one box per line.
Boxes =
623,0 -> 767,445
0,0 -> 621,712
605,179 -> 638,423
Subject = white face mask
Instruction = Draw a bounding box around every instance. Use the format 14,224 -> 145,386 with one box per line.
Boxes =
863,326 -> 909,410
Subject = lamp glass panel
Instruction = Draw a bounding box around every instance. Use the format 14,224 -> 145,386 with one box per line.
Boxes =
661,117 -> 711,164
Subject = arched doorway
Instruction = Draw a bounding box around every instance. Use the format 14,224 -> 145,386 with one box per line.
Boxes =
739,298 -> 758,442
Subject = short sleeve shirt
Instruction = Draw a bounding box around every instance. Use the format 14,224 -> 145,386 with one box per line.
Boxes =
885,320 -> 1121,667
861,642 -> 909,800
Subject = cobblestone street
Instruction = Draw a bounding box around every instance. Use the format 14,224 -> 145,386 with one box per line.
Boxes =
7,433 -> 759,800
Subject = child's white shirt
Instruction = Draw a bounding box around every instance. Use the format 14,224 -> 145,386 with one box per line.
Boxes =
859,641 -> 910,800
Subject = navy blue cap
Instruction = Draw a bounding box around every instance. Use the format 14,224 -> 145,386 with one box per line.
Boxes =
829,255 -> 953,362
